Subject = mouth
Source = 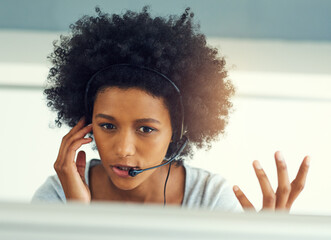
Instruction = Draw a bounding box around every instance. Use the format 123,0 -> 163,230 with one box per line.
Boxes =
115,166 -> 137,171
111,165 -> 141,178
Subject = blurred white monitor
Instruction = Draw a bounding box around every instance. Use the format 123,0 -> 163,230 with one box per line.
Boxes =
0,201 -> 331,240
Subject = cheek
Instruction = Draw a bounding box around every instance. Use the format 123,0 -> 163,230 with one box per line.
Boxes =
139,135 -> 170,158
92,128 -> 109,154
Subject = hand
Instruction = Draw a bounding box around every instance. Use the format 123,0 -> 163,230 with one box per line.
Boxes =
233,151 -> 310,211
54,117 -> 93,203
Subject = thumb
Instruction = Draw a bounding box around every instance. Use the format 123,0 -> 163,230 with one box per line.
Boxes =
76,151 -> 87,183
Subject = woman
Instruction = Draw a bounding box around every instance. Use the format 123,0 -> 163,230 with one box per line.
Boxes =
32,7 -> 310,211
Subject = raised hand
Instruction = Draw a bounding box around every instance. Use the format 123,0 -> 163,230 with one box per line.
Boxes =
53,117 -> 93,203
233,151 -> 310,211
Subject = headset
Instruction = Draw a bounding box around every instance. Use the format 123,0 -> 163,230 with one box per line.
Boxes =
84,64 -> 189,178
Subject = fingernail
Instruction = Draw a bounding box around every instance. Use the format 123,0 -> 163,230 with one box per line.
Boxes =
233,185 -> 239,192
305,156 -> 310,166
253,160 -> 262,169
276,151 -> 284,162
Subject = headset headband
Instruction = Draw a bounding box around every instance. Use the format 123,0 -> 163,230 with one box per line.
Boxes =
84,64 -> 185,141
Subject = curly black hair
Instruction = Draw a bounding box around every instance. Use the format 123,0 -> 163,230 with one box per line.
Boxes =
44,6 -> 235,162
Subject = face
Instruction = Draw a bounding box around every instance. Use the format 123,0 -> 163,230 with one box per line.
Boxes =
92,87 -> 173,190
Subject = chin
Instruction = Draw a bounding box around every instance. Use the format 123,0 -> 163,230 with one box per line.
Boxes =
110,177 -> 141,191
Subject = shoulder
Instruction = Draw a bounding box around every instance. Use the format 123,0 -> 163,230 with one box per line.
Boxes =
31,175 -> 66,203
182,164 -> 243,212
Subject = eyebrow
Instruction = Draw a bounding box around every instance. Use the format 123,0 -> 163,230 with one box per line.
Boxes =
95,113 -> 161,124
95,114 -> 115,121
135,118 -> 161,124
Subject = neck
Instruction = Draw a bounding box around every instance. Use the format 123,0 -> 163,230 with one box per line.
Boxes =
91,162 -> 184,204
109,165 -> 171,204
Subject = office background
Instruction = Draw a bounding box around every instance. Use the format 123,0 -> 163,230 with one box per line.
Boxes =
0,0 -> 330,215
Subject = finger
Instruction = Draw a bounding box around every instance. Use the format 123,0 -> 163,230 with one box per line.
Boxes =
274,151 -> 291,209
55,137 -> 92,172
66,117 -> 87,138
56,118 -> 90,160
233,185 -> 255,210
62,124 -> 92,155
76,151 -> 87,183
253,160 -> 276,209
286,156 -> 310,209
56,124 -> 93,166
64,137 -> 93,165
68,124 -> 93,143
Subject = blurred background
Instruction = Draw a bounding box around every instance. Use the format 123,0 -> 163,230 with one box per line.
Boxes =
0,0 -> 330,215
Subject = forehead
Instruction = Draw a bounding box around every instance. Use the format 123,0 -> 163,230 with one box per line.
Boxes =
93,87 -> 170,120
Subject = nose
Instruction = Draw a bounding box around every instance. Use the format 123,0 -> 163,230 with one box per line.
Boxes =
114,129 -> 136,158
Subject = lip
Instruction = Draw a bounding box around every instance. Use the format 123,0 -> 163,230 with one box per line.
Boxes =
111,164 -> 141,178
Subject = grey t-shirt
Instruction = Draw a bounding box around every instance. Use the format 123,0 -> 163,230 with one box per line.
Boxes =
31,159 -> 242,212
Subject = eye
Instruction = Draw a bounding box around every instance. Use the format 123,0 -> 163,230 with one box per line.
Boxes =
138,126 -> 155,133
99,123 -> 116,130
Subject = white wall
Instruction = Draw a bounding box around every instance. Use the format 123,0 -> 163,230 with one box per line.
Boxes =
1,30 -> 330,215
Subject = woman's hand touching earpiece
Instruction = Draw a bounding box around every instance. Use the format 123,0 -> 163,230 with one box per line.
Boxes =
53,117 -> 93,203
233,151 -> 310,211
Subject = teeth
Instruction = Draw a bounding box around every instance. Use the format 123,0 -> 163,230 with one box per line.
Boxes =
117,166 -> 130,171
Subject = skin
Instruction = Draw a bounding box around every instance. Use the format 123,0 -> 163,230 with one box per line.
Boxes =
233,151 -> 310,211
54,86 -> 309,210
54,87 -> 185,204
